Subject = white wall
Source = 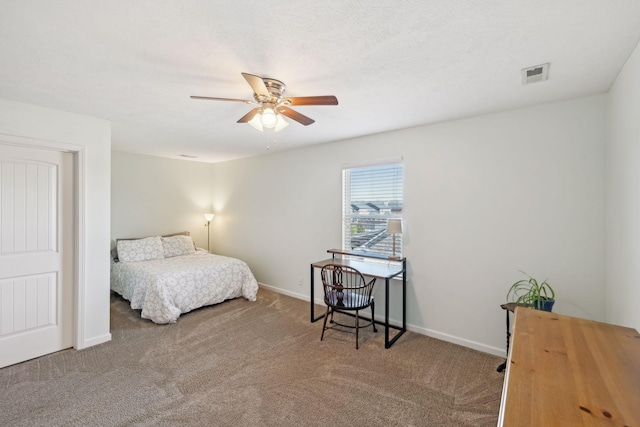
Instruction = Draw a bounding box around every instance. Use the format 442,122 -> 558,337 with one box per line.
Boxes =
606,41 -> 640,331
0,98 -> 111,348
105,46 -> 640,352
111,151 -> 215,249
210,95 -> 607,355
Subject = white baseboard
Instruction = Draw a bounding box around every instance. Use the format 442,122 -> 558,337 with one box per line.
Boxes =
406,324 -> 505,357
77,333 -> 112,350
258,282 -> 310,301
258,282 -> 506,357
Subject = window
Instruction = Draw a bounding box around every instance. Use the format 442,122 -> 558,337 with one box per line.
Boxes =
342,160 -> 403,258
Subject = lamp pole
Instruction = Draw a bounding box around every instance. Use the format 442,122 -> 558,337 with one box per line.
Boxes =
204,213 -> 214,252
206,221 -> 210,252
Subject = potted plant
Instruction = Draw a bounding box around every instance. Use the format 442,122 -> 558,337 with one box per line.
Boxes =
506,271 -> 556,312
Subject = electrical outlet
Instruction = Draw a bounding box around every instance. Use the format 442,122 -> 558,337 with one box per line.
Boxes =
298,277 -> 303,287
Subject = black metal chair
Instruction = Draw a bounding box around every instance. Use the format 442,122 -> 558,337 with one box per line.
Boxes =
320,264 -> 377,349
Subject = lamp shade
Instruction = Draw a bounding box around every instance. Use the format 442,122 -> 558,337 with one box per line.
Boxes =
204,213 -> 214,222
248,114 -> 264,131
274,114 -> 289,132
261,107 -> 277,128
386,219 -> 403,234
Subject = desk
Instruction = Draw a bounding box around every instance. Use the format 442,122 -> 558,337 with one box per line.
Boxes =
498,307 -> 640,426
310,250 -> 406,349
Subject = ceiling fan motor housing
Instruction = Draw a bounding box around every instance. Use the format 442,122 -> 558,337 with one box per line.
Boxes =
255,78 -> 286,104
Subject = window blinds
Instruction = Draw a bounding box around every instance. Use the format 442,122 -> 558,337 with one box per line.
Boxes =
342,161 -> 404,257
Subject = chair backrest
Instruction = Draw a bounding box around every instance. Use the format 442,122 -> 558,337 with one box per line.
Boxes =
320,264 -> 375,310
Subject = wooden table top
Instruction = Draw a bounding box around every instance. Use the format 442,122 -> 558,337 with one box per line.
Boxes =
500,307 -> 640,426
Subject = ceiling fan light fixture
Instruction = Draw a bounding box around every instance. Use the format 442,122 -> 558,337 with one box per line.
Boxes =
261,107 -> 277,128
193,72 -> 338,132
248,113 -> 264,131
274,114 -> 289,132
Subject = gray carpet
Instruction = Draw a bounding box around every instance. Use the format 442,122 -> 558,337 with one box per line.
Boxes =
0,289 -> 504,426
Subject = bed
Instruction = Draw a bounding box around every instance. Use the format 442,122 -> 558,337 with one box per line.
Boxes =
110,233 -> 258,324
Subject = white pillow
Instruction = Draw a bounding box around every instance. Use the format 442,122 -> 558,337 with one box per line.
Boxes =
116,236 -> 165,262
161,235 -> 196,258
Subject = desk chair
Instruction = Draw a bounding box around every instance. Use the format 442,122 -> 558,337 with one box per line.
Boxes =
320,264 -> 377,349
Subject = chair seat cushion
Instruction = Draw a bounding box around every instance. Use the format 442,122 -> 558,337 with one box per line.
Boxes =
325,289 -> 373,309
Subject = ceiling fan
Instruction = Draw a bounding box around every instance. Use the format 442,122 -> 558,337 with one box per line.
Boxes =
191,72 -> 338,132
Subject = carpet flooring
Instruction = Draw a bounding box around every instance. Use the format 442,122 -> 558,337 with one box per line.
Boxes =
0,289 -> 505,426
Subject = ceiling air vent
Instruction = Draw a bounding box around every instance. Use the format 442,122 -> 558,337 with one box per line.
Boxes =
522,63 -> 550,85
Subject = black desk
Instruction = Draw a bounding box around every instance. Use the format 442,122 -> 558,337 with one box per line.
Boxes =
310,250 -> 406,349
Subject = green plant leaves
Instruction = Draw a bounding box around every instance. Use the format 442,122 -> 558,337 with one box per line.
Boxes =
506,272 -> 555,309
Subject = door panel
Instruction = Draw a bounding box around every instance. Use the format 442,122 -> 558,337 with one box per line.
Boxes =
1,273 -> 56,334
1,161 -> 55,253
0,144 -> 73,368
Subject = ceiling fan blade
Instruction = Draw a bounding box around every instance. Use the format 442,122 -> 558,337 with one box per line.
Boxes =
241,72 -> 269,97
279,107 -> 315,126
285,96 -> 338,106
190,95 -> 253,103
237,108 -> 261,123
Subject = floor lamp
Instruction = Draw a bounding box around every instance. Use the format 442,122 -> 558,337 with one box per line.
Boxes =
386,219 -> 403,260
204,213 -> 214,252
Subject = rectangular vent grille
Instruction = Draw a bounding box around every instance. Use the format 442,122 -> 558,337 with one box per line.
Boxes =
522,63 -> 550,85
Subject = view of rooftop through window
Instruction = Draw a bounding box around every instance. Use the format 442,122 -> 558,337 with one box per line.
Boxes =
342,163 -> 404,257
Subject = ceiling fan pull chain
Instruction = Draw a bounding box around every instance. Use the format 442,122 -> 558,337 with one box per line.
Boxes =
266,134 -> 278,151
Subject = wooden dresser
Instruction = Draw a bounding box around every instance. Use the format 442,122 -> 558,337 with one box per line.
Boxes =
498,307 -> 640,426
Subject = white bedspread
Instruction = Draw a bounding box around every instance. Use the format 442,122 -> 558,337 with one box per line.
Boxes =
111,250 -> 258,323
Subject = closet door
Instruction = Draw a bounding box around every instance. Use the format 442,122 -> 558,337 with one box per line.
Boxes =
0,143 -> 74,368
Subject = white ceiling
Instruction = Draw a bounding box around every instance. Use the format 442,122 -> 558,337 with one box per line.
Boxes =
1,1 -> 640,163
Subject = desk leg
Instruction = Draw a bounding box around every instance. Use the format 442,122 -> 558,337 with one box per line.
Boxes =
497,310 -> 510,372
402,265 -> 406,330
385,278 -> 390,346
310,264 -> 325,323
384,273 -> 407,349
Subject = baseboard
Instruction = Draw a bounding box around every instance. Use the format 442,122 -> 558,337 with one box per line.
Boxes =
77,333 -> 112,350
258,282 -> 312,302
406,324 -> 505,357
258,283 -> 506,357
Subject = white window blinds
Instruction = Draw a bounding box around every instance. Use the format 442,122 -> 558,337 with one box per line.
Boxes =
342,161 -> 404,258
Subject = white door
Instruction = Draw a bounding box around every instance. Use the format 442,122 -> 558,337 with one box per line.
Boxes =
0,143 -> 74,368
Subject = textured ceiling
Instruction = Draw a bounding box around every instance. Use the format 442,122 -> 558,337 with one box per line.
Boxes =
1,1 -> 640,163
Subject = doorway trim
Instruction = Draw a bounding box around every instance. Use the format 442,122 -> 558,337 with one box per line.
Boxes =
0,132 -> 86,349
